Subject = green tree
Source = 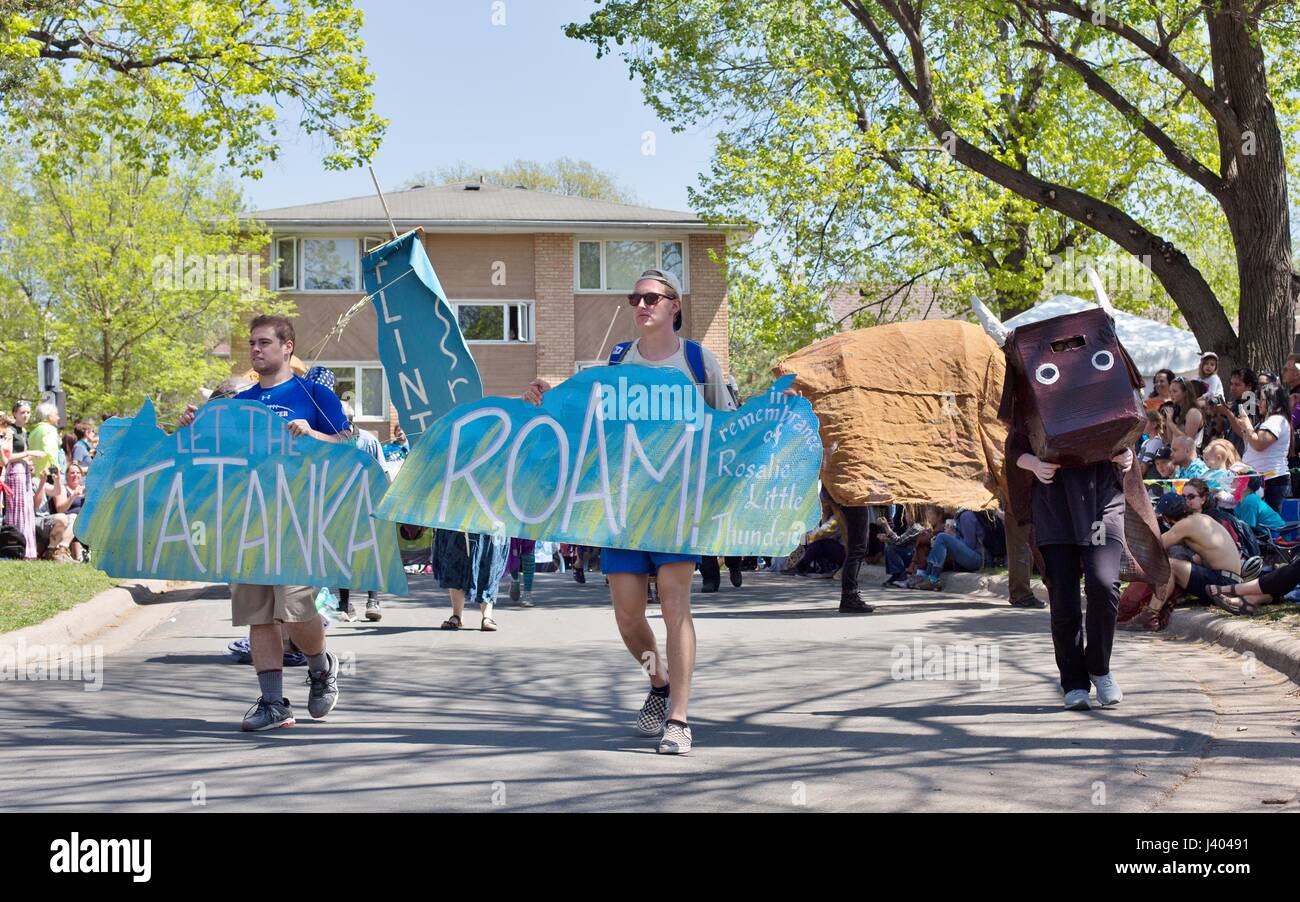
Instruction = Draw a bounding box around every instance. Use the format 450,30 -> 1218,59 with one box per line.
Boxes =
0,141 -> 289,418
0,0 -> 385,176
567,1 -> 1300,372
402,157 -> 638,203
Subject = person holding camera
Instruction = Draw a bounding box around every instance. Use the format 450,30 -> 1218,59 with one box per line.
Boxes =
33,462 -> 83,562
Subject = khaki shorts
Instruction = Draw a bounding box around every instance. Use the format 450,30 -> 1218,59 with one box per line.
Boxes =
230,584 -> 320,626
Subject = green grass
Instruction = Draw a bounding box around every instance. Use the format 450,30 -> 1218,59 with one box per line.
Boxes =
0,561 -> 121,634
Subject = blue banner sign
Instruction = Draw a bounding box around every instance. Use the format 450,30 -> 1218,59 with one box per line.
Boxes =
375,368 -> 822,556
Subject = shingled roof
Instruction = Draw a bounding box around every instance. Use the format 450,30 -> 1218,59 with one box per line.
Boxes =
249,181 -> 742,232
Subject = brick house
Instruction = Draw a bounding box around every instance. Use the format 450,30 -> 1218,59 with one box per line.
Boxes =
247,182 -> 745,438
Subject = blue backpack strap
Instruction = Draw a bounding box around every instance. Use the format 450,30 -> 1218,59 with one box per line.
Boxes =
608,341 -> 633,366
682,339 -> 707,387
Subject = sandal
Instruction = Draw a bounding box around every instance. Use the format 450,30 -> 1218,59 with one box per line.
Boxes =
480,616 -> 498,632
440,614 -> 462,630
1207,583 -> 1255,615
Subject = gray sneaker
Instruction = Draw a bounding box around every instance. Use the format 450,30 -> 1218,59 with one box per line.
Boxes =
657,720 -> 693,754
636,689 -> 669,736
365,598 -> 382,621
307,652 -> 340,719
1090,673 -> 1123,706
1064,688 -> 1092,710
241,697 -> 295,732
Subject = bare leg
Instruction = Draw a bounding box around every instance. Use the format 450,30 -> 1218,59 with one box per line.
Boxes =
655,561 -> 696,723
609,573 -> 668,689
1169,558 -> 1191,590
250,623 -> 286,672
449,588 -> 465,620
283,617 -> 326,657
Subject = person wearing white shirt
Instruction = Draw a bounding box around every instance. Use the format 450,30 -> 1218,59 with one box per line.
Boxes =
1233,383 -> 1292,513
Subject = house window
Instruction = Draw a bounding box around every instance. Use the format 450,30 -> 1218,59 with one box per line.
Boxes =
575,239 -> 689,292
322,363 -> 387,420
275,237 -> 297,290
453,302 -> 534,343
301,238 -> 359,291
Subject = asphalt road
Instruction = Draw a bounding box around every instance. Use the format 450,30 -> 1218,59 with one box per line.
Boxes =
1,570 -> 1297,812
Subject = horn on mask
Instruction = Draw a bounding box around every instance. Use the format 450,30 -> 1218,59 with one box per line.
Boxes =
969,296 -> 1009,348
1084,265 -> 1116,317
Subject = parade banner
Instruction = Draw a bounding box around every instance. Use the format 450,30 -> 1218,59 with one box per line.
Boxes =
375,367 -> 823,556
363,231 -> 482,440
78,399 -> 407,593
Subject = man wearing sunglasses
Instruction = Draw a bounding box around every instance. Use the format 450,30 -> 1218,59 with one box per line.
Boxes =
1155,491 -> 1241,604
523,268 -> 734,755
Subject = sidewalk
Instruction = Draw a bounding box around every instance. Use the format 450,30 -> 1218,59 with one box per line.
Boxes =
855,563 -> 1300,686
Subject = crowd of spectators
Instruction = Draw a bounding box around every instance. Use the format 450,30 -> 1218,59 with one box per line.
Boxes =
0,401 -> 98,562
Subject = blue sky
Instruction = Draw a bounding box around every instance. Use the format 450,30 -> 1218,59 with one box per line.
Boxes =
242,0 -> 719,214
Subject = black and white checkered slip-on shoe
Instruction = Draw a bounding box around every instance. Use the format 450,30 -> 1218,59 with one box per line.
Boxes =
636,689 -> 668,736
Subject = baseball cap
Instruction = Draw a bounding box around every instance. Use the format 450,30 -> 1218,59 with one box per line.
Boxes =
1154,446 -> 1173,460
1154,492 -> 1188,519
638,268 -> 684,331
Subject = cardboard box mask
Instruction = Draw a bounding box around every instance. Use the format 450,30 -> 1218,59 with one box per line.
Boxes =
1004,307 -> 1144,467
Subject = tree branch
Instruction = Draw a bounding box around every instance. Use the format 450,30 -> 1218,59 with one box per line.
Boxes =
1018,0 -> 1243,143
1020,36 -> 1225,194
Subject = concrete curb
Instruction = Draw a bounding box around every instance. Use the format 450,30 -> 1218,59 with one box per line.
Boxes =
1164,608 -> 1300,686
0,579 -> 197,650
860,563 -> 1300,685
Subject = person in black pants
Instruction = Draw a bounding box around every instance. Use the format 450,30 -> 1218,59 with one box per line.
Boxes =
837,503 -> 875,613
699,555 -> 743,592
1013,434 -> 1134,710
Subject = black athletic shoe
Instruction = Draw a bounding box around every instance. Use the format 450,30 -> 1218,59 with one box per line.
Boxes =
839,596 -> 875,614
1009,595 -> 1046,609
573,568 -> 586,584
729,566 -> 742,588
701,579 -> 720,593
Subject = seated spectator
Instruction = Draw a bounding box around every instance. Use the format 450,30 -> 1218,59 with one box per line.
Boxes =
1138,411 -> 1165,465
1154,492 -> 1242,604
792,515 -> 846,577
1153,446 -> 1177,480
877,509 -> 924,588
1230,472 -> 1286,530
911,507 -> 984,591
1171,435 -> 1208,480
1200,438 -> 1239,492
33,465 -> 82,562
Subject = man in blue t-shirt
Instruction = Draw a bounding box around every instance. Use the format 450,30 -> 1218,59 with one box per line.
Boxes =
177,315 -> 351,732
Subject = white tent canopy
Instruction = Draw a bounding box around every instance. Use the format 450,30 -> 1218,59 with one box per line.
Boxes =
1002,294 -> 1203,384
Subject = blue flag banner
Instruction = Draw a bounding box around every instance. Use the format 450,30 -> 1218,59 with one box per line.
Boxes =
363,231 -> 482,439
374,368 -> 823,556
77,399 -> 408,594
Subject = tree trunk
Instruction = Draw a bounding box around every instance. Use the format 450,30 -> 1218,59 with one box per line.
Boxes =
1210,3 -> 1294,373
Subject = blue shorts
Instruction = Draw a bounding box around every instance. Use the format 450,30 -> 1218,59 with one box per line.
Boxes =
601,547 -> 700,575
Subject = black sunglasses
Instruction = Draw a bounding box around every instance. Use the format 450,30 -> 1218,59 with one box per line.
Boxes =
627,292 -> 675,307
